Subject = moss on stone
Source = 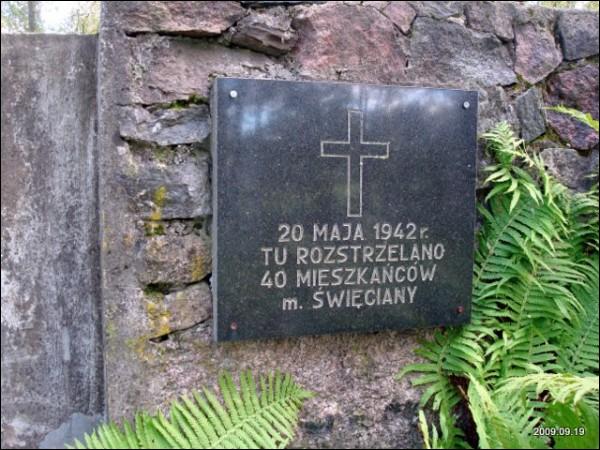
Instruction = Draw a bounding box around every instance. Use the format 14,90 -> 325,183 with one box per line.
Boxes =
191,253 -> 207,281
144,221 -> 165,236
126,335 -> 157,363
163,93 -> 206,110
151,146 -> 171,164
153,185 -> 167,208
511,73 -> 532,94
531,126 -> 568,149
143,289 -> 173,340
143,283 -> 171,296
149,210 -> 162,222
148,185 -> 167,223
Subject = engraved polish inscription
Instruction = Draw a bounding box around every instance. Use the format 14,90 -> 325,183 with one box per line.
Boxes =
260,222 -> 445,310
212,78 -> 478,341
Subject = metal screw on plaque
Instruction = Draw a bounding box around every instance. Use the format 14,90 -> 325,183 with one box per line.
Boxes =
456,306 -> 465,314
229,90 -> 238,99
230,321 -> 238,331
463,101 -> 470,109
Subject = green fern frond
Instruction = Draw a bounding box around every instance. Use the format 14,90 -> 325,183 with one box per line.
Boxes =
481,122 -> 525,167
73,419 -> 142,449
558,256 -> 599,376
398,327 -> 483,410
418,403 -> 468,450
486,324 -> 561,380
481,122 -> 543,210
473,196 -> 562,298
567,188 -> 599,255
419,410 -> 435,449
398,121 -> 599,448
69,370 -> 313,449
546,105 -> 599,133
544,401 -> 599,449
498,373 -> 599,407
467,376 -> 544,449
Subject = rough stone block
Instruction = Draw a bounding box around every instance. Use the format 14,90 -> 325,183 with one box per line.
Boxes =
290,2 -> 408,83
408,17 -> 516,87
540,148 -> 599,192
478,86 -> 519,135
413,1 -> 465,19
516,87 -> 546,143
229,8 -> 298,56
106,1 -> 245,36
545,64 -> 599,151
138,233 -> 212,285
362,1 -> 392,11
382,2 -> 416,34
144,282 -> 212,338
513,3 -> 557,29
124,35 -> 291,105
121,145 -> 211,220
120,104 -> 210,147
465,1 -> 515,41
514,23 -> 562,84
557,10 -> 599,61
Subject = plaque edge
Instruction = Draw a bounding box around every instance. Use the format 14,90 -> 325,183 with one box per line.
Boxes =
211,78 -> 480,342
212,76 -> 480,95
211,78 -> 220,342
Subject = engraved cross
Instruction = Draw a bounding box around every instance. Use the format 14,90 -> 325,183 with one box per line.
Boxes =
321,109 -> 389,217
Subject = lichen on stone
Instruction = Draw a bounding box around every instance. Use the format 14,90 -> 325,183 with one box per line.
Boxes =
190,253 -> 208,282
143,288 -> 174,339
163,93 -> 206,110
148,185 -> 167,223
144,222 -> 165,236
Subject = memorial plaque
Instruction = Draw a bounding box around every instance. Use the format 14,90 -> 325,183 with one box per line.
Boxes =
212,78 -> 478,341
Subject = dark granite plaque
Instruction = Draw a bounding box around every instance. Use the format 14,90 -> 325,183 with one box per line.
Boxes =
212,78 -> 478,342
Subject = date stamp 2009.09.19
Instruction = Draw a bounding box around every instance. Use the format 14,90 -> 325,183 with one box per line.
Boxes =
533,426 -> 587,438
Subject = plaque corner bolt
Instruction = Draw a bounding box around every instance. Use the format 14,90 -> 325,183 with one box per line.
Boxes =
456,306 -> 465,314
229,90 -> 238,99
230,321 -> 238,331
463,101 -> 470,110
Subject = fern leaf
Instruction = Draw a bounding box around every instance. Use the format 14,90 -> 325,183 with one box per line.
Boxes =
546,105 -> 599,133
558,256 -> 599,375
399,121 -> 599,448
172,399 -> 208,447
68,371 -> 312,449
499,373 -> 599,407
468,376 -> 544,449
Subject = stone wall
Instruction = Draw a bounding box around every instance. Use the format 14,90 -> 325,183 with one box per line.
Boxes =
1,1 -> 598,448
1,35 -> 103,448
97,2 -> 598,448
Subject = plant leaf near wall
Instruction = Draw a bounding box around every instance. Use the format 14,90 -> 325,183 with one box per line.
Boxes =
68,370 -> 313,449
546,105 -> 599,134
399,118 -> 599,449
